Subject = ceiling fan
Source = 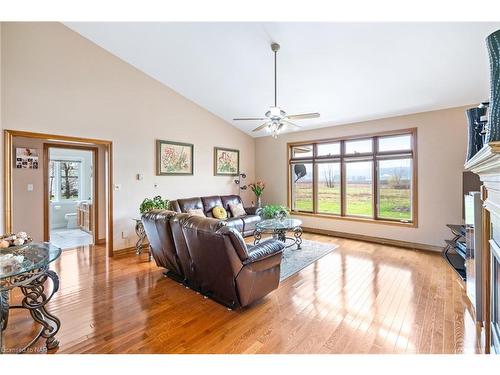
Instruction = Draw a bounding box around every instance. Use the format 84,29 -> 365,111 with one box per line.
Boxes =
233,42 -> 320,138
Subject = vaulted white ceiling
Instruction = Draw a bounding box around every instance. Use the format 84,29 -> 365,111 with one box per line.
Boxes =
66,22 -> 500,137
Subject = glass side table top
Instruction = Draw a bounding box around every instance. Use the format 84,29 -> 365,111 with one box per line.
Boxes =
256,218 -> 303,231
0,242 -> 62,280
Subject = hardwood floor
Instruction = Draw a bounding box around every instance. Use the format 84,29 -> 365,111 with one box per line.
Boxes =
3,233 -> 482,354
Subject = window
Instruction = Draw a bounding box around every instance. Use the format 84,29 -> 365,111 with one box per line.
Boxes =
317,162 -> 341,214
49,160 -> 82,201
291,162 -> 313,212
377,158 -> 412,221
288,129 -> 416,224
345,160 -> 373,217
345,139 -> 372,154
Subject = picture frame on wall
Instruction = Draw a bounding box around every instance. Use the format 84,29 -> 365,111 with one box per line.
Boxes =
214,147 -> 239,176
15,147 -> 39,169
156,140 -> 194,175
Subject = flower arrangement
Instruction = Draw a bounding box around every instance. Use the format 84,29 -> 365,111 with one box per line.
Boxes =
140,196 -> 170,214
248,180 -> 265,197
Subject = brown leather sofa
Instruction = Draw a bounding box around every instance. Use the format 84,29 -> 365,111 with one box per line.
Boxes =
169,195 -> 261,237
141,210 -> 284,308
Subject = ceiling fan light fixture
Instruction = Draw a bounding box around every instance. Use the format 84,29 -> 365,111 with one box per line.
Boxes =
233,42 -> 320,138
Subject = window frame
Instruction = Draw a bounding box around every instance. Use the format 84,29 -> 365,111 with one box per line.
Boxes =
287,128 -> 418,227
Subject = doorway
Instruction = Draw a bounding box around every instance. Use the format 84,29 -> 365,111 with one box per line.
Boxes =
45,144 -> 98,249
4,130 -> 114,256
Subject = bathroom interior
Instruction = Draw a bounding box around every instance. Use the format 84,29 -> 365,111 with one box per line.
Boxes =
48,147 -> 95,249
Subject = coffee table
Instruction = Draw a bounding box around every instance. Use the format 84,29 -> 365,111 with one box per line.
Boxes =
253,218 -> 303,249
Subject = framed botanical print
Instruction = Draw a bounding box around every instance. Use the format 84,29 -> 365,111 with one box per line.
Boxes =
156,140 -> 194,175
214,147 -> 239,176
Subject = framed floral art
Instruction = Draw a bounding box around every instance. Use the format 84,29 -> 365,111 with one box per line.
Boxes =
156,140 -> 194,175
214,147 -> 239,176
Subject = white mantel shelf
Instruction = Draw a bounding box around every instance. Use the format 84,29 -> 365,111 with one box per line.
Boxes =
465,142 -> 500,175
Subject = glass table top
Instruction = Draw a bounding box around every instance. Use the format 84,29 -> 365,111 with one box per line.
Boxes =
0,242 -> 62,280
256,218 -> 302,231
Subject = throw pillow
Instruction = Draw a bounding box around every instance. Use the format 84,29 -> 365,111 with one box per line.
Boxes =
229,203 -> 246,218
212,206 -> 228,220
187,208 -> 206,217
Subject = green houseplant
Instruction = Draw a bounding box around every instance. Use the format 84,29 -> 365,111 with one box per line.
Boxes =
140,196 -> 170,214
260,204 -> 290,220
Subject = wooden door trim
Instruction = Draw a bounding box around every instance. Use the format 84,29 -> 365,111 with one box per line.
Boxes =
43,143 -> 99,244
3,129 -> 114,257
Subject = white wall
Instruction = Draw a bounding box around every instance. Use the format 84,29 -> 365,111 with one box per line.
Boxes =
1,22 -> 256,250
255,106 -> 470,248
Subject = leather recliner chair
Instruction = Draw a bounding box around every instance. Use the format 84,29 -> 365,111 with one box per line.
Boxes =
176,214 -> 284,308
141,210 -> 185,282
141,210 -> 284,308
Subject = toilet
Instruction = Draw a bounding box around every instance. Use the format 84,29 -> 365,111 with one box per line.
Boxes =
65,212 -> 78,229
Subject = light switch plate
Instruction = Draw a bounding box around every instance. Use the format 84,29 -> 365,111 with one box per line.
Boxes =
114,184 -> 121,191
27,184 -> 34,192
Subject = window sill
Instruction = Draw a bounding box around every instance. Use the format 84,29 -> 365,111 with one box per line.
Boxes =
290,211 -> 418,228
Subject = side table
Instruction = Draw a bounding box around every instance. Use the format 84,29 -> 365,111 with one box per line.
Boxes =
1,242 -> 62,354
133,219 -> 152,261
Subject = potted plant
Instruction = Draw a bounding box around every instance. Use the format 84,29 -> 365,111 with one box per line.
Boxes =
248,180 -> 265,208
139,196 -> 170,214
260,204 -> 290,221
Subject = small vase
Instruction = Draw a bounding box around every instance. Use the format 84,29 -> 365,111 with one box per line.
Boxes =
466,106 -> 486,160
256,196 -> 262,208
486,29 -> 500,142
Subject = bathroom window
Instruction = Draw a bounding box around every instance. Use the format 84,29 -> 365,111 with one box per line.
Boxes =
49,160 -> 82,201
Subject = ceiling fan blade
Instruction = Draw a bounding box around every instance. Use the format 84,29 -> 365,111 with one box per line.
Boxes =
286,112 -> 320,120
233,117 -> 266,121
281,119 -> 302,129
252,122 -> 270,132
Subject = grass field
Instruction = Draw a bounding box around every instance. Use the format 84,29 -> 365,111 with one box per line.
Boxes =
293,182 -> 411,220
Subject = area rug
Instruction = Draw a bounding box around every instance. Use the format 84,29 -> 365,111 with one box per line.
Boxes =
280,239 -> 338,281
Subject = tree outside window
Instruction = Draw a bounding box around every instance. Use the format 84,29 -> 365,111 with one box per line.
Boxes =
49,160 -> 81,201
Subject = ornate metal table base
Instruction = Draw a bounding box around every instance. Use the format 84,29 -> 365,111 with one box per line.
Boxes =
254,226 -> 303,250
1,267 -> 61,353
134,219 -> 151,261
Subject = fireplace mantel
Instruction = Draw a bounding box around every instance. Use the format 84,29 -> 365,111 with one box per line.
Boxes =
465,142 -> 500,354
466,142 -> 500,175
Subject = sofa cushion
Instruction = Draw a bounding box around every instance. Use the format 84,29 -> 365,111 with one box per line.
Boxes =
177,197 -> 203,213
241,215 -> 261,233
201,195 -> 223,217
225,217 -> 244,233
221,195 -> 243,218
212,206 -> 228,220
229,203 -> 246,218
187,208 -> 206,217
